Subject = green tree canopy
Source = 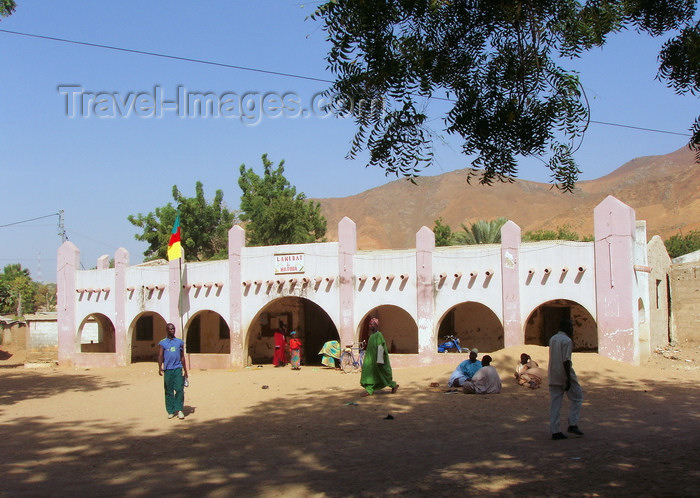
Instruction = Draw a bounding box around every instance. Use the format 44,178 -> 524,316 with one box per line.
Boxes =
312,0 -> 699,190
128,182 -> 236,262
665,230 -> 700,258
0,263 -> 36,317
433,218 -> 453,247
0,1 -> 16,18
34,282 -> 57,313
238,154 -> 327,246
523,224 -> 593,242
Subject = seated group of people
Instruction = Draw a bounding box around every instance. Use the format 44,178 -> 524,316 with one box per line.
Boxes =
447,349 -> 502,394
447,350 -> 547,394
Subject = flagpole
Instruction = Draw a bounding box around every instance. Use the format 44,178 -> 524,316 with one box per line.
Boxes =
178,255 -> 184,336
168,212 -> 185,338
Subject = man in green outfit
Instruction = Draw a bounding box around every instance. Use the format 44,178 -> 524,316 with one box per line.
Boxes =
360,317 -> 399,396
158,322 -> 188,420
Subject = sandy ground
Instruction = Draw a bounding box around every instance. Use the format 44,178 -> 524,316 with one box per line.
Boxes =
1,343 -> 699,497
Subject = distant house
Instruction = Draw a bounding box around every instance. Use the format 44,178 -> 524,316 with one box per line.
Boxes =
669,250 -> 700,344
0,315 -> 26,349
24,312 -> 58,362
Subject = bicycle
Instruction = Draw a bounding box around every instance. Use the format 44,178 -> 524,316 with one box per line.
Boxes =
340,340 -> 366,373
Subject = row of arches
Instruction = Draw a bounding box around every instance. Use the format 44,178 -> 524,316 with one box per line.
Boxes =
76,298 -> 598,365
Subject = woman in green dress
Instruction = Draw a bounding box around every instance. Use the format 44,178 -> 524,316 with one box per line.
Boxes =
360,317 -> 399,396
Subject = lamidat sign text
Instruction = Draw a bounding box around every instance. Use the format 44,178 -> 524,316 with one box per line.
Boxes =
274,253 -> 305,274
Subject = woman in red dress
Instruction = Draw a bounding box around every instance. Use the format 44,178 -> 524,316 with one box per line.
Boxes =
273,323 -> 287,367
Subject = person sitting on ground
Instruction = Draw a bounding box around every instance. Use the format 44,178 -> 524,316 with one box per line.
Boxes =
462,355 -> 502,394
514,353 -> 546,389
447,348 -> 482,388
318,340 -> 341,368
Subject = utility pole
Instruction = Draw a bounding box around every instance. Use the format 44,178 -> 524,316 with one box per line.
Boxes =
58,209 -> 67,242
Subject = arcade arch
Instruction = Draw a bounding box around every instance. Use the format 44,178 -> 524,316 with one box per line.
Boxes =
246,297 -> 338,365
130,312 -> 167,362
78,313 -> 115,353
185,310 -> 230,354
524,299 -> 597,351
359,305 -> 418,354
437,302 -> 504,352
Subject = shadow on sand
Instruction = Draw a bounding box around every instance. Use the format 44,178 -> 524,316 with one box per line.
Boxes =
0,362 -> 699,496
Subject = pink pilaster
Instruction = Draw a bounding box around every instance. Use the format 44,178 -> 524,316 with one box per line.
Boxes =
501,221 -> 522,348
228,225 -> 245,367
96,255 -> 109,270
114,247 -> 129,366
338,217 -> 356,345
57,241 -> 80,365
594,196 -> 637,363
416,226 -> 435,354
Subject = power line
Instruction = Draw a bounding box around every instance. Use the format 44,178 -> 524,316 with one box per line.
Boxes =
65,228 -> 120,250
590,120 -> 690,137
0,224 -> 56,228
0,28 -> 692,138
0,28 -> 333,84
0,213 -> 59,228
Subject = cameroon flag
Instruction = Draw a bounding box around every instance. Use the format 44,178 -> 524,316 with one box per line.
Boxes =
167,214 -> 182,261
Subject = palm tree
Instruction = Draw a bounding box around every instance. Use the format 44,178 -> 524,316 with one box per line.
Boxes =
453,217 -> 508,245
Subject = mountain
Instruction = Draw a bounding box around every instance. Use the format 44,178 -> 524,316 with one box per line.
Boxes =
316,147 -> 700,249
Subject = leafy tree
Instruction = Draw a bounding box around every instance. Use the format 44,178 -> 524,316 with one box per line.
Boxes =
454,218 -> 509,245
0,1 -> 16,18
665,230 -> 700,258
238,154 -> 327,246
523,224 -> 593,242
433,218 -> 453,247
0,264 -> 36,317
658,19 -> 700,158
128,182 -> 236,262
312,1 -> 699,190
34,282 -> 57,312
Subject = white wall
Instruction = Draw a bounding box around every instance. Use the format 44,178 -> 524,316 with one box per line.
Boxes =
353,249 -> 417,339
239,242 -> 341,347
433,244 -> 504,327
519,241 -> 596,322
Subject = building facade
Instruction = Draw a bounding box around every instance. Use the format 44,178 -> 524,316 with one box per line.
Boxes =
56,195 -> 664,369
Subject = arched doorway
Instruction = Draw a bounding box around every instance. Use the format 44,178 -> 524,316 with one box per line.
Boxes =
524,299 -> 597,351
78,313 -> 116,353
130,312 -> 167,362
437,302 -> 504,352
185,310 -> 230,354
359,305 -> 418,354
246,297 -> 338,366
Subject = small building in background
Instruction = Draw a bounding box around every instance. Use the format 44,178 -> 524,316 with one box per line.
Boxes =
669,249 -> 700,345
0,315 -> 27,349
23,312 -> 59,363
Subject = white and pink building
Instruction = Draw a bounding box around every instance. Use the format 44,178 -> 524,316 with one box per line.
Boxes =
56,196 -> 670,369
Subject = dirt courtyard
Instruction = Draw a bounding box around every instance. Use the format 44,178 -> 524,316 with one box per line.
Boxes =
1,343 -> 698,497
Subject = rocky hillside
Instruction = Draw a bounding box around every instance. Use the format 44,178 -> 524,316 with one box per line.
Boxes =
316,147 -> 700,249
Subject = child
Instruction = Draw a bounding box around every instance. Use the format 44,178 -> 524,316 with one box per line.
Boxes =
289,331 -> 302,370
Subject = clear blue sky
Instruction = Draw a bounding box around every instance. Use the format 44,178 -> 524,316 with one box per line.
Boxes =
1,1 -> 697,282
